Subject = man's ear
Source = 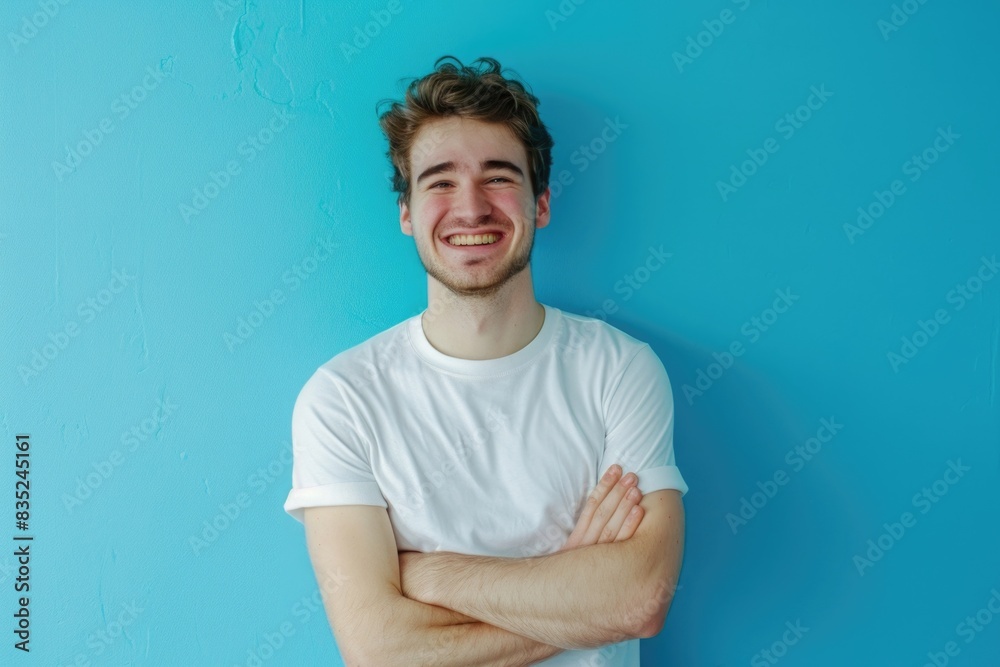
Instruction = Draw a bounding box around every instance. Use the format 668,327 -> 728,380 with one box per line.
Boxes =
399,197 -> 413,236
535,186 -> 552,230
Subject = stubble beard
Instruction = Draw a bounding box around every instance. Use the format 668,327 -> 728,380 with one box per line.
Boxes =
417,217 -> 535,300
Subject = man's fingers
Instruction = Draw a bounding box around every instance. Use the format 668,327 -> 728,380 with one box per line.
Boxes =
562,465 -> 621,551
598,485 -> 642,544
615,504 -> 644,541
580,472 -> 637,545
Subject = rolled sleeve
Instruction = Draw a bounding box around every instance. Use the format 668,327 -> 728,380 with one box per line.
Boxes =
283,368 -> 387,525
601,344 -> 688,497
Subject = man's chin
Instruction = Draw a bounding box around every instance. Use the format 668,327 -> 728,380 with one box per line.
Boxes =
439,277 -> 506,297
422,252 -> 531,297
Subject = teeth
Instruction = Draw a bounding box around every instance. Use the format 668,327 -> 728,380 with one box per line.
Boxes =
448,233 -> 499,246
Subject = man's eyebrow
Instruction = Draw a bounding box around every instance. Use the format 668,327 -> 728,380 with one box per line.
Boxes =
481,159 -> 524,178
415,161 -> 455,186
415,159 -> 524,186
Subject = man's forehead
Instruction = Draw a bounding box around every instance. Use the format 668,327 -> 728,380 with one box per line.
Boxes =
411,118 -> 525,169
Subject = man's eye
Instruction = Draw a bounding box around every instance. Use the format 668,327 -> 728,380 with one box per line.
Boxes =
431,182 -> 451,189
489,177 -> 511,183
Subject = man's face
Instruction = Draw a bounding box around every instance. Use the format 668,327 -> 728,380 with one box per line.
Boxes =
399,116 -> 551,297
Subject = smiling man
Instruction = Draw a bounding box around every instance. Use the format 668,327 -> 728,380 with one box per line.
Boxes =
283,55 -> 688,666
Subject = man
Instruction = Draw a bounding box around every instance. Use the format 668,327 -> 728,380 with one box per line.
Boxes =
283,55 -> 688,666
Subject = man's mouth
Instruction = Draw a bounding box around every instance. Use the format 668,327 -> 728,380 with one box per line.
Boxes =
445,233 -> 503,247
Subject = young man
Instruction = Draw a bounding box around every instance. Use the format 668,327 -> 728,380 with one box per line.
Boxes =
283,55 -> 688,666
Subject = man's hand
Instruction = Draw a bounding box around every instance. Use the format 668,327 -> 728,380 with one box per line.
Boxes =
392,467 -> 671,650
559,464 -> 644,552
398,465 -> 645,599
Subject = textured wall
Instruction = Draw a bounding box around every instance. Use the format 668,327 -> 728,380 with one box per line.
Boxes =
1,0 -> 998,664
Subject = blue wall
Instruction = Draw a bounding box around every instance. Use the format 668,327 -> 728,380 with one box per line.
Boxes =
2,1 -> 998,665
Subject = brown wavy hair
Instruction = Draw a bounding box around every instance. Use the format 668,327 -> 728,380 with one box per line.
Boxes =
376,55 -> 554,206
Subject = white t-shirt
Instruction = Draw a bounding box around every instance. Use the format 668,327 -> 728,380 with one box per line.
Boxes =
284,303 -> 688,666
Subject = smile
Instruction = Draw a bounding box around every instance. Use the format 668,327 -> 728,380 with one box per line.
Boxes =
446,233 -> 502,246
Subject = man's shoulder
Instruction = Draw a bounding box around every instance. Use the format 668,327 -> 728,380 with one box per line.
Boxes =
298,314 -> 416,398
554,306 -> 651,362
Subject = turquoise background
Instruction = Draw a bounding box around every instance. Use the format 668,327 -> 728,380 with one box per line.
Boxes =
2,0 -> 998,665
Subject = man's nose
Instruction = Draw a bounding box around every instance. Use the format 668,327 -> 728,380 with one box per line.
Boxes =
451,183 -> 492,222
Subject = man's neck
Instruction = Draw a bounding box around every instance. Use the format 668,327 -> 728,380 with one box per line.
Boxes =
421,275 -> 545,361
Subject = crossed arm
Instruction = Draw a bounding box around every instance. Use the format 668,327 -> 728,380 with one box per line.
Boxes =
398,488 -> 685,651
305,473 -> 684,666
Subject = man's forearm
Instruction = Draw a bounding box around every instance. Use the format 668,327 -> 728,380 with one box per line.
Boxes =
402,541 -> 649,650
373,595 -> 564,667
411,618 -> 565,667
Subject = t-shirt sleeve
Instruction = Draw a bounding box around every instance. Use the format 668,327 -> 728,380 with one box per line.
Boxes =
600,344 -> 689,496
283,369 -> 387,525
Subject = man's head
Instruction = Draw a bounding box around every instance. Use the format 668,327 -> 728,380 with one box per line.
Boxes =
378,55 -> 554,207
377,56 -> 555,298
